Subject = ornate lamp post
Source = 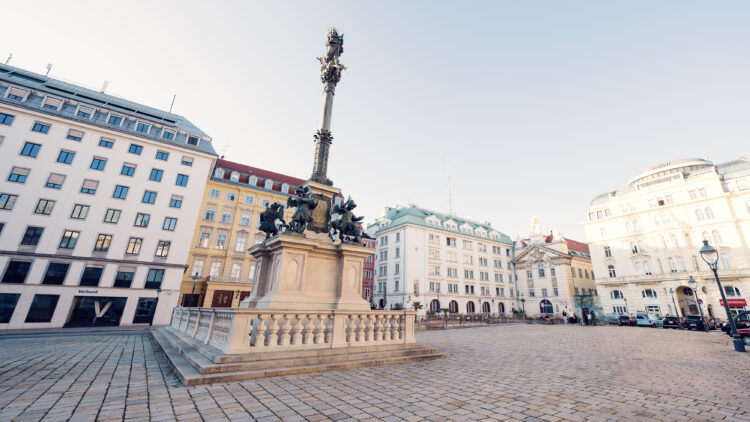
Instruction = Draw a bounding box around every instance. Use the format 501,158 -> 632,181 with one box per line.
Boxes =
699,240 -> 745,352
520,293 -> 526,316
688,275 -> 708,333
668,288 -> 683,330
191,272 -> 199,295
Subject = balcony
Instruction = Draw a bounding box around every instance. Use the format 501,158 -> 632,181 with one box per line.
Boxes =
207,275 -> 253,284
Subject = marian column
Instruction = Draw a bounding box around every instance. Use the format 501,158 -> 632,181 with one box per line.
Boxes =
310,28 -> 345,186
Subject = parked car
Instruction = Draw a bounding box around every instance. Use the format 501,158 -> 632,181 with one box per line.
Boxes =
662,316 -> 682,329
618,315 -> 633,326
725,327 -> 750,346
636,312 -> 663,327
605,313 -> 623,325
721,311 -> 750,333
684,315 -> 718,330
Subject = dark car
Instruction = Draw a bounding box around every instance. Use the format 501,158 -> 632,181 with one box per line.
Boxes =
662,316 -> 682,329
684,315 -> 717,330
725,327 -> 750,346
721,311 -> 750,333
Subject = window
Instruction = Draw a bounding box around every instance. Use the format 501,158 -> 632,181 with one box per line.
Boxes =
494,273 -> 502,282
526,269 -> 533,279
244,195 -> 254,205
611,290 -> 624,300
70,204 -> 89,219
149,168 -> 163,182
126,237 -> 143,254
59,230 -> 79,249
608,265 -> 616,278
163,217 -> 177,231
104,209 -> 121,223
604,246 -> 612,257
96,138 -> 114,150
712,230 -> 723,244
128,144 -> 142,155
169,195 -> 183,208
541,288 -> 548,297
209,261 -> 222,276
215,233 -> 227,249
6,87 -> 28,101
0,112 -> 15,125
478,257 -> 487,266
21,142 -> 41,157
187,136 -> 199,145
175,174 -> 189,186
642,289 -> 657,299
197,231 -> 211,248
695,209 -> 705,221
724,285 -> 741,297
205,208 -> 216,221
42,263 -> 69,285
113,185 -> 129,199
67,129 -> 84,141
80,179 -> 98,194
221,211 -> 232,224
209,189 -> 220,199
121,164 -> 136,176
2,261 -> 32,283
134,213 -> 150,227
57,150 -> 75,164
25,295 -> 59,323
8,167 -> 29,183
20,226 -> 44,246
78,266 -> 103,287
550,267 -> 556,277
34,199 -> 55,215
447,267 -> 458,278
46,173 -> 65,189
446,237 -> 456,247
136,122 -> 150,133
0,193 -> 17,210
108,115 -> 123,126
260,199 -> 270,208
76,105 -> 94,119
32,122 -> 50,134
479,271 -> 489,281
538,265 -> 545,278
155,241 -> 171,257
114,268 -> 135,288
528,289 -> 535,297
181,156 -> 193,166
704,207 -> 715,220
93,234 -> 112,252
142,191 -> 157,204
235,232 -> 248,252
464,270 -> 474,279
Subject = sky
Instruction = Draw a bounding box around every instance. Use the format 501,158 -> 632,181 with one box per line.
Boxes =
2,1 -> 749,240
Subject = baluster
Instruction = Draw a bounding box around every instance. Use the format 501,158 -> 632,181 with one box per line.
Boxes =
279,314 -> 292,346
356,315 -> 365,342
382,314 -> 391,341
266,314 -> 279,346
374,315 -> 384,341
366,314 -> 375,342
397,315 -> 404,340
390,314 -> 398,340
324,314 -> 333,344
313,314 -> 325,344
254,314 -> 268,347
304,314 -> 315,344
292,314 -> 304,345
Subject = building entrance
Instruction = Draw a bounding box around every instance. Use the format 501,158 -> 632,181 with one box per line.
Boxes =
65,296 -> 127,327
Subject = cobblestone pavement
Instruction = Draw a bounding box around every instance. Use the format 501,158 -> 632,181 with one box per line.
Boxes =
0,325 -> 748,422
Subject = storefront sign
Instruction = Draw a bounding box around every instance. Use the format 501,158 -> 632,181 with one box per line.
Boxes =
78,289 -> 99,294
720,298 -> 747,307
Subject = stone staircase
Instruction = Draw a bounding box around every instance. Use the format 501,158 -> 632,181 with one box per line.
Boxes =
152,327 -> 450,386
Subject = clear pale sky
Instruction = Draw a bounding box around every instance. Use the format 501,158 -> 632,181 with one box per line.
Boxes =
2,1 -> 748,240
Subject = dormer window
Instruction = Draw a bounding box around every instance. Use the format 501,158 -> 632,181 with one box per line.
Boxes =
162,130 -> 175,140
264,179 -> 273,190
135,122 -> 150,134
249,175 -> 258,185
281,183 -> 289,193
42,96 -> 63,111
214,168 -> 225,178
76,105 -> 94,119
5,86 -> 29,102
230,172 -> 239,182
187,136 -> 199,145
107,114 -> 123,127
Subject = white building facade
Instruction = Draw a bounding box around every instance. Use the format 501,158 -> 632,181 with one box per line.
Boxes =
584,158 -> 750,318
0,64 -> 216,329
369,205 -> 515,317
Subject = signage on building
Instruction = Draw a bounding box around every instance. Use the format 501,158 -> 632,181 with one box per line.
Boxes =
78,289 -> 99,294
720,298 -> 747,307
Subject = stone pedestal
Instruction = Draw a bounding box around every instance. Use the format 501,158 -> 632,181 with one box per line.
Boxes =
241,233 -> 371,311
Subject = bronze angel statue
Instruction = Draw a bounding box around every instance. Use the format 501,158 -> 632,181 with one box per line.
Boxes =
258,202 -> 286,239
286,185 -> 318,234
330,196 -> 364,244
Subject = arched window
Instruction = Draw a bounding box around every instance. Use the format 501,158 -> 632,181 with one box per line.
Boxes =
249,175 -> 258,185
540,299 -> 553,314
449,300 -> 459,313
482,302 -> 491,313
657,259 -> 664,273
230,172 -> 239,182
695,209 -> 705,221
644,261 -> 651,275
498,302 -> 505,314
213,168 -> 225,178
610,290 -> 624,300
264,179 -> 273,190
608,265 -> 616,278
642,289 -> 657,299
724,285 -> 741,297
712,230 -> 723,243
466,301 -> 475,314
705,207 -> 715,219
429,299 -> 441,312
604,246 -> 612,257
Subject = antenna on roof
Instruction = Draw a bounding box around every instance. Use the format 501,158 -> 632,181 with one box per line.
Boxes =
169,94 -> 176,113
45,63 -> 52,77
447,162 -> 454,216
100,80 -> 108,93
221,144 -> 230,158
5,53 -> 12,65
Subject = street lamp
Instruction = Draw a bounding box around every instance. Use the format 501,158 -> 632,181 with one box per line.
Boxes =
520,293 -> 526,315
699,240 -> 745,352
688,276 -> 708,333
668,288 -> 683,330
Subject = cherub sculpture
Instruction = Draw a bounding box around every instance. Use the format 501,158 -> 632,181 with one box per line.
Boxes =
258,202 -> 286,239
286,185 -> 318,234
330,196 -> 364,244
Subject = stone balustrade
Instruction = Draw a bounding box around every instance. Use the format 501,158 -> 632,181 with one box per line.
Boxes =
169,307 -> 417,355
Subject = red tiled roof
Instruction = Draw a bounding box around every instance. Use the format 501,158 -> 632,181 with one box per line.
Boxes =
216,158 -> 306,194
521,234 -> 590,255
